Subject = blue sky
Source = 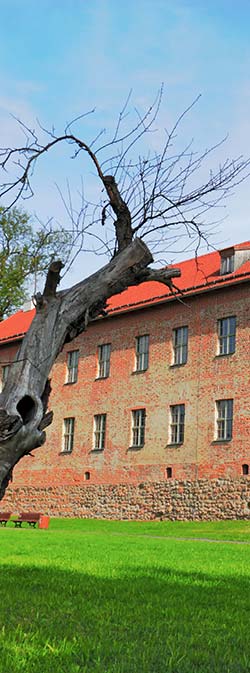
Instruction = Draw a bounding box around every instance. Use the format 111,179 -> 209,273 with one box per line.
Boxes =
0,0 -> 250,285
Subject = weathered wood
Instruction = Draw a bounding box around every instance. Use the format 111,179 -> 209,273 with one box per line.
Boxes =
102,175 -> 133,252
0,235 -> 181,500
0,238 -> 157,498
43,260 -> 64,298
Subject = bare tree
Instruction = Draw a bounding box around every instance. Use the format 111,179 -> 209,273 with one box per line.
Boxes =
0,89 -> 249,499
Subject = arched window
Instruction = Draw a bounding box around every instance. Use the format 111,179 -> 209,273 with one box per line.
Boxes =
166,467 -> 172,479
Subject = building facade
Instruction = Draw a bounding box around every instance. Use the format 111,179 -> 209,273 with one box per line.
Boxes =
0,242 -> 250,518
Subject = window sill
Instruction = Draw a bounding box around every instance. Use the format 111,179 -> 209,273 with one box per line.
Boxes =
128,444 -> 144,451
64,381 -> 77,386
59,450 -> 73,455
90,448 -> 105,453
132,369 -> 148,375
166,443 -> 183,448
95,376 -> 109,381
211,439 -> 232,445
214,353 -> 235,359
169,363 -> 187,369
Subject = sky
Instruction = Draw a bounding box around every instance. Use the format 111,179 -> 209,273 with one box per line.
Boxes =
0,0 -> 250,288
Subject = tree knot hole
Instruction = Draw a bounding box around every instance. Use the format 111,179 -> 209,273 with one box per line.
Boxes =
17,396 -> 36,425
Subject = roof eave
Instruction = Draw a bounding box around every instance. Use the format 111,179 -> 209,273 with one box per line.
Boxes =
106,272 -> 250,318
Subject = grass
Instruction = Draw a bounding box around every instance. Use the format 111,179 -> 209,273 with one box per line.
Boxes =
51,516 -> 250,541
0,518 -> 250,672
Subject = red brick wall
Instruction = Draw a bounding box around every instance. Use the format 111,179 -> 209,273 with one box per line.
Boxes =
0,282 -> 249,494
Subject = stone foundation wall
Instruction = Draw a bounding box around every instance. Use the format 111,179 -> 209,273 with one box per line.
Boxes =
2,478 -> 250,520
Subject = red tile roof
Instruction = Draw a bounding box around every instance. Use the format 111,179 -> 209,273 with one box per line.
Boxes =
0,243 -> 250,343
0,307 -> 35,343
107,246 -> 250,314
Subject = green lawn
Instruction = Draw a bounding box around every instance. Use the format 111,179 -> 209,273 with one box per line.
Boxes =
0,518 -> 250,673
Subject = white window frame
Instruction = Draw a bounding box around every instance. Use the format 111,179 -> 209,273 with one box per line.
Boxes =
173,327 -> 188,365
98,344 -> 111,378
62,417 -> 75,453
135,335 -> 149,372
66,350 -> 79,384
218,317 -> 236,355
93,414 -> 106,450
131,409 -> 146,447
216,399 -> 233,441
170,404 -> 185,444
221,255 -> 234,275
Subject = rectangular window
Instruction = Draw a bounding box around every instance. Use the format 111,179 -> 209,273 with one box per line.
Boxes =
131,409 -> 146,447
221,255 -> 234,275
62,417 -> 75,453
66,350 -> 79,383
170,404 -> 185,444
218,317 -> 236,355
173,326 -> 188,365
98,344 -> 111,378
216,399 -> 233,441
1,364 -> 10,391
93,414 -> 106,450
135,335 -> 149,372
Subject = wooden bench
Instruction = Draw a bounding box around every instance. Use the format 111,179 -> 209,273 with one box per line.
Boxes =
0,512 -> 11,526
12,512 -> 41,528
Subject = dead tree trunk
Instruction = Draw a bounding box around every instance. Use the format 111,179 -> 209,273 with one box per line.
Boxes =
0,237 -> 180,499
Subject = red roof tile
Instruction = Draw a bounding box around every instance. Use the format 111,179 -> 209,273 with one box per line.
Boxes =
107,248 -> 250,314
0,243 -> 250,342
0,308 -> 35,343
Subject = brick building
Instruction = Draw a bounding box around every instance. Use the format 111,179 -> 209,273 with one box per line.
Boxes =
0,241 -> 250,519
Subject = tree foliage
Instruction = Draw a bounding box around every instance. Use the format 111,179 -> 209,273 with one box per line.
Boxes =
0,206 -> 71,319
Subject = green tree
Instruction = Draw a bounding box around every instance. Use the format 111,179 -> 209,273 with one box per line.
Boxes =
0,207 -> 71,319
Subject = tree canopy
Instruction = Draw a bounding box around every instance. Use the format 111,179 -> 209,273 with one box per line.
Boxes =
0,207 -> 72,319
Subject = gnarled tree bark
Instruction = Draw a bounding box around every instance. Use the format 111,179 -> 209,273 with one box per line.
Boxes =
0,237 -> 180,499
